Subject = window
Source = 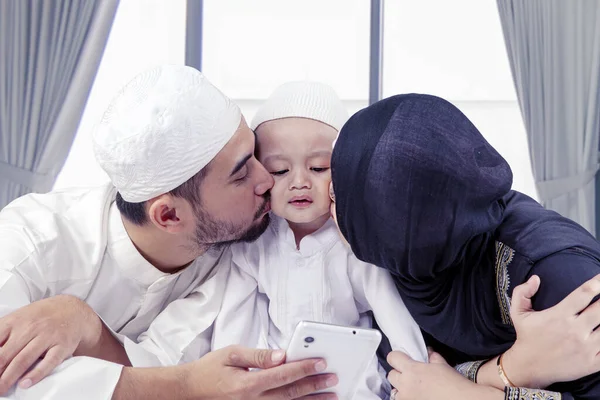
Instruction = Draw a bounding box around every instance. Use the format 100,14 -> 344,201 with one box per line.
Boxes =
383,0 -> 537,198
53,0 -> 186,190
202,0 -> 370,122
56,0 -> 537,200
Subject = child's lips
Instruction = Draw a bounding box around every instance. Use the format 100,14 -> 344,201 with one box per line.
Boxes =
289,195 -> 313,208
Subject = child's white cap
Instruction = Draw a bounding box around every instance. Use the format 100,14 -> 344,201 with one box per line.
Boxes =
251,81 -> 348,132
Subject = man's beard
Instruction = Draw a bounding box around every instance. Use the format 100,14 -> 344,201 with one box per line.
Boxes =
191,194 -> 271,252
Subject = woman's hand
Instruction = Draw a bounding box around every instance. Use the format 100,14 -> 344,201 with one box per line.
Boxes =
481,274 -> 600,389
387,350 -> 503,400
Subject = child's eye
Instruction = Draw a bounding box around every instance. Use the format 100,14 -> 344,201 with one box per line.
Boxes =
311,167 -> 330,173
271,170 -> 288,176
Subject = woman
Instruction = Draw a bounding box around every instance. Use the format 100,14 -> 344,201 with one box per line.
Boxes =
330,93 -> 600,399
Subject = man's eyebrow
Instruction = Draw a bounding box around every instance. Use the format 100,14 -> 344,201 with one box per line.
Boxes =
230,154 -> 252,177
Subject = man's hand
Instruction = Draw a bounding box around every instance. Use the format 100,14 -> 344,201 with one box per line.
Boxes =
116,345 -> 339,400
187,345 -> 338,399
0,295 -> 102,393
500,274 -> 600,388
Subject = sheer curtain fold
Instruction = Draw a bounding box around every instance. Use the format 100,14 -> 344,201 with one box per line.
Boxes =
497,0 -> 600,234
0,0 -> 119,209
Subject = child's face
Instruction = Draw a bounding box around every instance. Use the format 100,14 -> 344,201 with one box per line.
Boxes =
255,118 -> 337,225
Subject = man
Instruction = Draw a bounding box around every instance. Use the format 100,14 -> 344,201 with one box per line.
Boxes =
0,65 -> 337,399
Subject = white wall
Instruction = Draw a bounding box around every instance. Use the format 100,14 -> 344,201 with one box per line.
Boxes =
54,0 -> 537,200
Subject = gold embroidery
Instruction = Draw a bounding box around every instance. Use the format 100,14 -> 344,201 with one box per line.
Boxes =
455,359 -> 487,382
504,387 -> 562,400
495,242 -> 515,325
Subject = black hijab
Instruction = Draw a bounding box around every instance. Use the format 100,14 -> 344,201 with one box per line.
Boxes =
331,94 -> 600,360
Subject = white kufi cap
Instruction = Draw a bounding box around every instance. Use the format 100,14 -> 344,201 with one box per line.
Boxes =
251,81 -> 348,132
93,65 -> 241,202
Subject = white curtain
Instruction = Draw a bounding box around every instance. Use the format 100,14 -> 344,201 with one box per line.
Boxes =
0,0 -> 119,209
497,0 -> 600,234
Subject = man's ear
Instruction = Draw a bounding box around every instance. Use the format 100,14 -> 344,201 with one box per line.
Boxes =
147,194 -> 187,233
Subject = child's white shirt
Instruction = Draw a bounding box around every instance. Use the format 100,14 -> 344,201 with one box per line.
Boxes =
212,214 -> 428,399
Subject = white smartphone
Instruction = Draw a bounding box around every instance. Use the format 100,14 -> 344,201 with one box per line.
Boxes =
286,321 -> 382,399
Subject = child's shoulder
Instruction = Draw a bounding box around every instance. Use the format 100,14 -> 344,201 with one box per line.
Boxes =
229,222 -> 282,270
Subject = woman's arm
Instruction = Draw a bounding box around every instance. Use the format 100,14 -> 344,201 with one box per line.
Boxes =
453,272 -> 600,399
388,272 -> 600,400
387,351 -> 505,400
388,350 -> 564,400
476,263 -> 600,393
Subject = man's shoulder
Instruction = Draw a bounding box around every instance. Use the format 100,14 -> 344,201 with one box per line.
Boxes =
0,183 -> 116,242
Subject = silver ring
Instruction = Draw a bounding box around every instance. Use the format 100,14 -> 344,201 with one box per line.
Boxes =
390,388 -> 398,400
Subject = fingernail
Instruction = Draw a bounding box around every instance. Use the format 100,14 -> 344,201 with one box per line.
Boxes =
271,350 -> 285,363
315,360 -> 327,372
19,379 -> 32,389
325,376 -> 338,388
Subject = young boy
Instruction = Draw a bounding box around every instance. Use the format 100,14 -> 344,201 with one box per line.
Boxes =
212,82 -> 428,399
